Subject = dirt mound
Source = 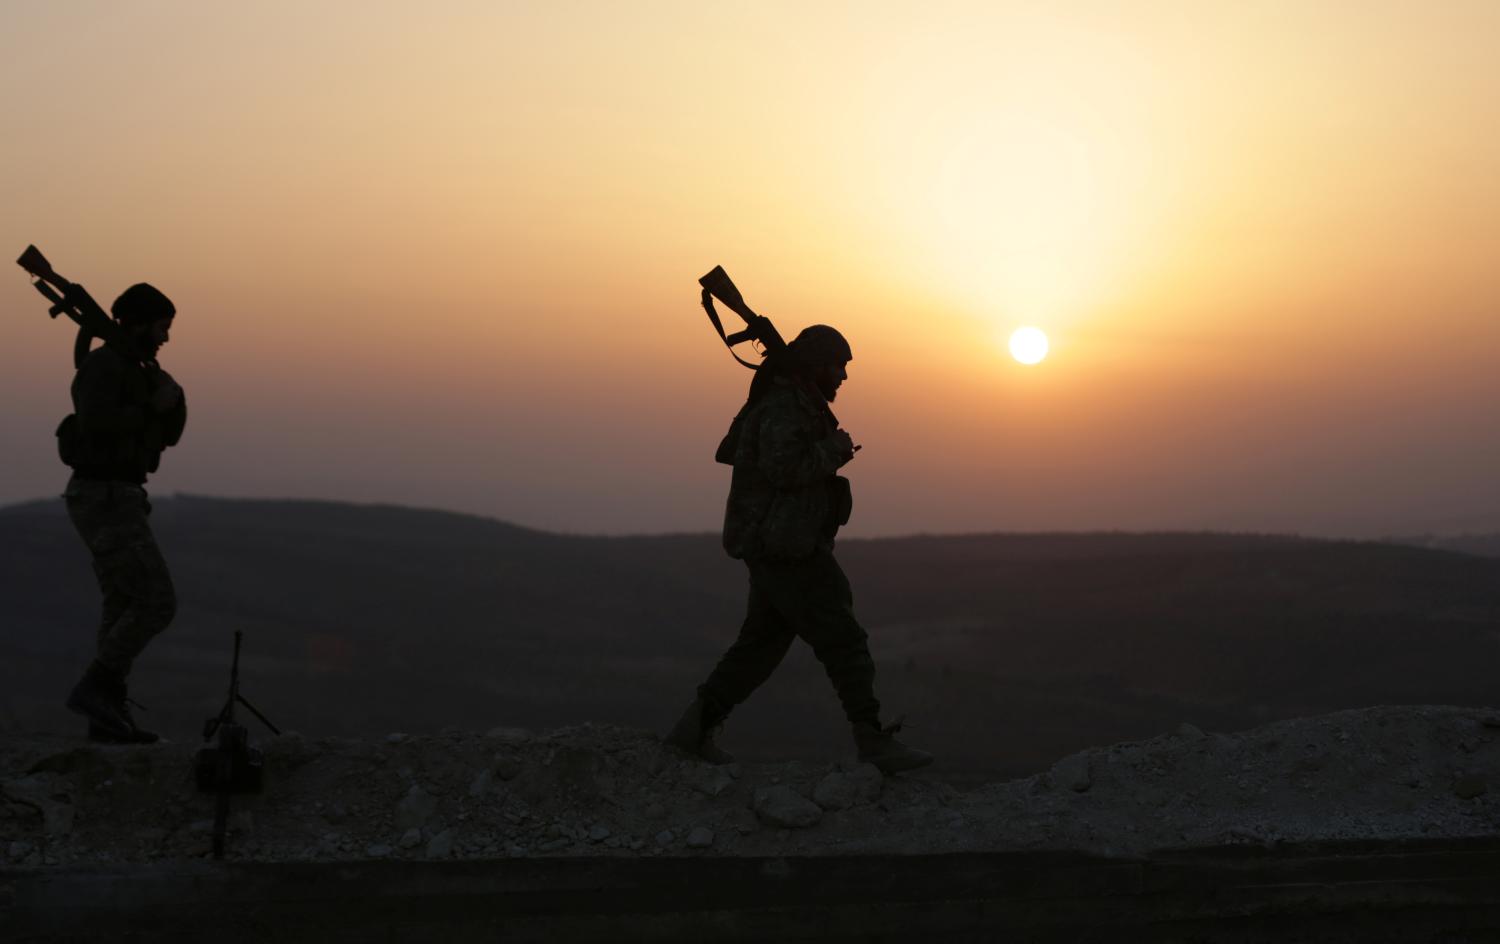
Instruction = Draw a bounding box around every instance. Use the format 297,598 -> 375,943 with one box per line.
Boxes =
4,706 -> 1499,867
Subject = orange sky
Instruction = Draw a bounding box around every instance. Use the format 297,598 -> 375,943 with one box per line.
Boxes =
3,1 -> 1497,536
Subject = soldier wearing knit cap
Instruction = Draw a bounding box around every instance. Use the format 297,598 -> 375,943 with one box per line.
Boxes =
61,282 -> 186,743
666,324 -> 933,774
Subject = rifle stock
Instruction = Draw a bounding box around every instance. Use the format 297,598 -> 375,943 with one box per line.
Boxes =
699,266 -> 754,320
16,245 -> 54,283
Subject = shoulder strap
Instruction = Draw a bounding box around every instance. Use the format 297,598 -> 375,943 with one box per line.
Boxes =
701,289 -> 763,370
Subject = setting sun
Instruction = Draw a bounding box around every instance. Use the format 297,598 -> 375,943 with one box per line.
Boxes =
1009,326 -> 1049,365
2,4 -> 1497,539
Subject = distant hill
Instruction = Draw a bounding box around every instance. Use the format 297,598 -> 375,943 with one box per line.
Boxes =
4,495 -> 1498,779
1396,533 -> 1500,559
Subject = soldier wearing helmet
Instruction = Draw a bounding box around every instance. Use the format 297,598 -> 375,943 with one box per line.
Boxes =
61,282 -> 186,744
667,325 -> 932,774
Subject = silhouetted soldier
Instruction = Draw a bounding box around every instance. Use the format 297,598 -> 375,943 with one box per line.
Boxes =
667,326 -> 932,774
61,283 -> 186,743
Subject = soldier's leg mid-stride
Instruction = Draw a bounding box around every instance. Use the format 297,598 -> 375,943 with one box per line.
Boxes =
698,553 -> 880,729
65,480 -> 177,741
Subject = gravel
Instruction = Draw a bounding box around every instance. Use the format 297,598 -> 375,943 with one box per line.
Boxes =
3,707 -> 1499,867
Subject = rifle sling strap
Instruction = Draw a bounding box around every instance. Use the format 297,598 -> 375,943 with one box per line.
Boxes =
701,289 -> 762,370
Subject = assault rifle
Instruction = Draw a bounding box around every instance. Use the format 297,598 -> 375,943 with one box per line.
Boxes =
15,245 -> 148,368
195,631 -> 280,860
699,265 -> 787,369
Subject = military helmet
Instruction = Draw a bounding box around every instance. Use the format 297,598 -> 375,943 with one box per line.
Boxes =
788,324 -> 852,366
112,283 -> 176,327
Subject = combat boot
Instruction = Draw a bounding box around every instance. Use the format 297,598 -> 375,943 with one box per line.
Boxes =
66,660 -> 132,739
664,698 -> 735,765
853,720 -> 933,774
112,677 -> 160,744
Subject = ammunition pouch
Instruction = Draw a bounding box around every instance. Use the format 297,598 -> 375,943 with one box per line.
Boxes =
831,474 -> 852,527
55,414 -> 80,468
715,412 -> 744,465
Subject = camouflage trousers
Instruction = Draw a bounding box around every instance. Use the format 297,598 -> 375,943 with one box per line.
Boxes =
64,476 -> 176,677
698,550 -> 881,728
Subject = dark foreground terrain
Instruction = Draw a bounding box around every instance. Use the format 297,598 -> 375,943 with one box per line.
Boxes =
10,842 -> 1500,943
5,706 -> 1500,941
3,496 -> 1499,779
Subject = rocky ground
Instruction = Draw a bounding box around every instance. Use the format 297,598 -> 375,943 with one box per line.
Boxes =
4,706 -> 1499,868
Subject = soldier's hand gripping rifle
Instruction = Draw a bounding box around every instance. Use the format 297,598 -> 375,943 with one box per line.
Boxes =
195,631 -> 280,861
16,245 -> 149,369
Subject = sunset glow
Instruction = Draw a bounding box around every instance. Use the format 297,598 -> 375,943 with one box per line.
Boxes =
2,2 -> 1497,537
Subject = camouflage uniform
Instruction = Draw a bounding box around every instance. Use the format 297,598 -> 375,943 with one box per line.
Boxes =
698,376 -> 880,727
720,377 -> 851,562
65,343 -> 185,677
65,478 -> 175,675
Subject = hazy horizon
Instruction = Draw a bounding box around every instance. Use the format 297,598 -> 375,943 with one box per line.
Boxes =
4,2 -> 1497,539
4,490 -> 1497,544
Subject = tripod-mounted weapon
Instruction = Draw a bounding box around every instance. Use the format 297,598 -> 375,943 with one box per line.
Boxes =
195,632 -> 280,860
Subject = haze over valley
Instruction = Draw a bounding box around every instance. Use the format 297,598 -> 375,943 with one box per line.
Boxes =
4,496 -> 1496,779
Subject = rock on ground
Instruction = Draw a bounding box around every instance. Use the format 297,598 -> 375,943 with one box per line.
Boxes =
754,786 -> 823,828
813,765 -> 884,810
